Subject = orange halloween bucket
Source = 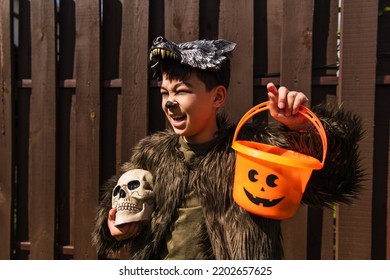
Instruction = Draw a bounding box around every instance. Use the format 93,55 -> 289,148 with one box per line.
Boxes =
232,101 -> 327,219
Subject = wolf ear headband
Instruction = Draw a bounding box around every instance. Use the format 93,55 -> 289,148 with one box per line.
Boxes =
149,36 -> 236,72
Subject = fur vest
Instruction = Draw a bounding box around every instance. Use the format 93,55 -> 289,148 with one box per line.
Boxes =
93,104 -> 363,259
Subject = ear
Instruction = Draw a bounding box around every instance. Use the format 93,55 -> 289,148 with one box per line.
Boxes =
212,85 -> 227,108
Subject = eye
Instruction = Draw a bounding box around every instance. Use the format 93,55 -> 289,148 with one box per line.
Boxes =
174,90 -> 190,96
248,169 -> 258,182
175,85 -> 192,95
128,180 -> 140,190
266,174 -> 279,187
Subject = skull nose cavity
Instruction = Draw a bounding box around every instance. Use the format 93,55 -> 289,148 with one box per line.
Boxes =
119,189 -> 126,198
128,180 -> 140,190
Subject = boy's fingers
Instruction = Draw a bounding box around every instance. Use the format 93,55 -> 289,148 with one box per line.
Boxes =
285,91 -> 299,116
108,208 -> 117,221
267,91 -> 281,120
277,87 -> 289,109
267,82 -> 280,116
267,83 -> 289,109
266,82 -> 278,96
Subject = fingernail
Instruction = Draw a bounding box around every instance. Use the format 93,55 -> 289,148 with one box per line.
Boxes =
279,102 -> 285,108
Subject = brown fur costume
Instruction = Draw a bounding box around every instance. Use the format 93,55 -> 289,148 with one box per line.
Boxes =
93,104 -> 363,259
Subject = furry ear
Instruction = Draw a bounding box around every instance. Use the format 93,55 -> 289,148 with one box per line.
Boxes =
214,39 -> 236,55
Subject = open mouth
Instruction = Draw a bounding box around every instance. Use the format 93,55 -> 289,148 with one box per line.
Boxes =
170,114 -> 187,128
244,187 -> 284,207
171,114 -> 186,121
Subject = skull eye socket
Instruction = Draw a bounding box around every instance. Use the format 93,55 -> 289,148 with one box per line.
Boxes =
248,169 -> 258,182
266,174 -> 279,188
128,180 -> 140,190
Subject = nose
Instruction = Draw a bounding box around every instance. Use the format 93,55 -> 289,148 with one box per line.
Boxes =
165,100 -> 178,109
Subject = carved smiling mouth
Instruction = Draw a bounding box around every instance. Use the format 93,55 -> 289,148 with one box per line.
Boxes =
244,188 -> 284,207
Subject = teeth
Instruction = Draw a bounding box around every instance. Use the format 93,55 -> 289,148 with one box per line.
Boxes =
117,202 -> 141,212
172,115 -> 185,120
150,48 -> 178,61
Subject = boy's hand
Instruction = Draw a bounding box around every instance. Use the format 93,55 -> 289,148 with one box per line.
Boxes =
267,82 -> 310,131
107,208 -> 143,241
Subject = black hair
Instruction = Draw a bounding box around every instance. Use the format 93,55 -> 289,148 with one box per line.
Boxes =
156,57 -> 231,91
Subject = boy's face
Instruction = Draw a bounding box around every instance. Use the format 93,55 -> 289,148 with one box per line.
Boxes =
160,72 -> 223,144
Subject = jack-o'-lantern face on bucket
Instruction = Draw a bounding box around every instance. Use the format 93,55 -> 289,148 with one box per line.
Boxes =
232,155 -> 308,220
244,169 -> 284,207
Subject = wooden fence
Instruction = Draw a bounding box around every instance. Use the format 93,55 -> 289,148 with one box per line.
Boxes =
0,0 -> 389,260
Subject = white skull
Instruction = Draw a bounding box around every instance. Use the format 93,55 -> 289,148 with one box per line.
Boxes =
112,169 -> 154,226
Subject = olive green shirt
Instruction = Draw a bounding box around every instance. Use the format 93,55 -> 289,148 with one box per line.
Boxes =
162,137 -> 216,259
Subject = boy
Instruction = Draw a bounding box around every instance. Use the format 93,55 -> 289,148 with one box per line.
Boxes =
93,36 -> 362,259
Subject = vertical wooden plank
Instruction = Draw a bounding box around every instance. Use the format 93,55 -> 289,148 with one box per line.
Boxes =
372,86 -> 389,259
306,207 -> 324,259
68,0 -> 77,253
375,0 -> 390,260
57,0 -> 75,258
101,0 -> 120,181
312,91 -> 337,260
119,0 -> 149,164
280,0 -> 314,100
253,0 -> 267,77
326,0 -> 339,76
253,1 -> 269,107
162,0 -> 199,130
148,0 -> 166,134
199,0 -> 220,39
310,0 -> 339,260
219,0 -> 253,123
336,0 -> 378,259
279,0 -> 314,260
312,0 -> 338,76
388,131 -> 390,260
164,0 -> 199,42
267,0 -> 282,75
73,0 -> 100,259
29,0 -> 56,259
0,0 -> 14,260
15,0 -> 31,259
321,207 -> 335,259
377,1 -> 390,75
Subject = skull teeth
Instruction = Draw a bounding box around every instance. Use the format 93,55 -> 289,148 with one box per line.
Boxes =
117,202 -> 141,212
